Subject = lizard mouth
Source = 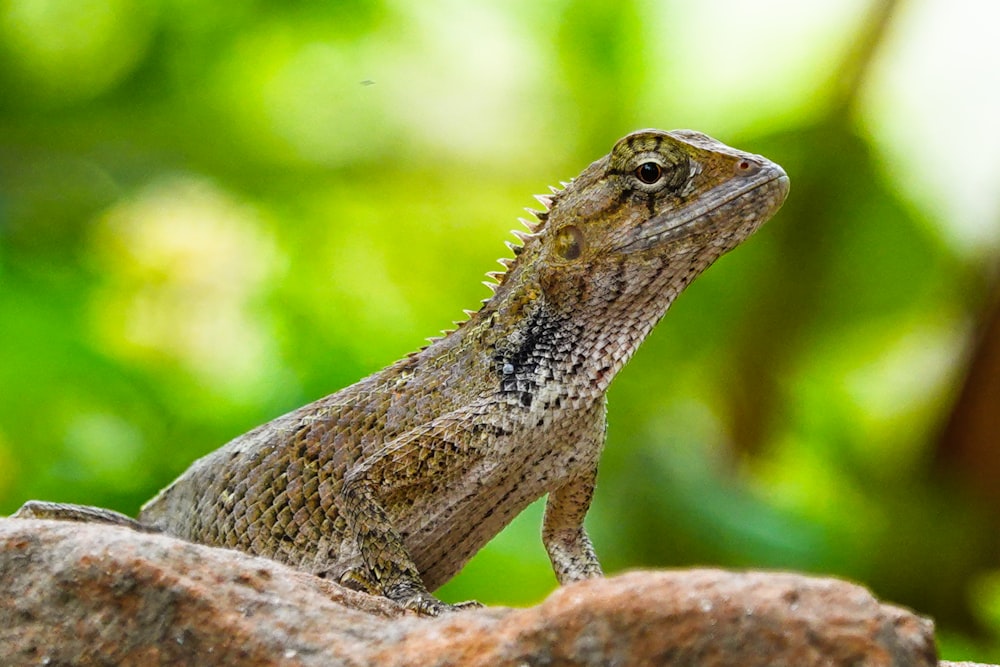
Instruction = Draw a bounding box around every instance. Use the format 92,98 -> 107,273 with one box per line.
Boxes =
613,165 -> 790,253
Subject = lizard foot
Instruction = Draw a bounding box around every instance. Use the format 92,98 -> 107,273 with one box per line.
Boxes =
385,582 -> 482,616
402,592 -> 483,616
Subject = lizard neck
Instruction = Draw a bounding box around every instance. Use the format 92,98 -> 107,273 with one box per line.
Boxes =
423,249 -> 697,404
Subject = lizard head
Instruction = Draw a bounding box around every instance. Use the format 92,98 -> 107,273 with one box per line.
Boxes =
534,128 -> 787,293
474,129 -> 788,388
496,129 -> 789,315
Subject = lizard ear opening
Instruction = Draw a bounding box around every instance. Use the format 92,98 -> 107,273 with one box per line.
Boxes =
555,225 -> 585,261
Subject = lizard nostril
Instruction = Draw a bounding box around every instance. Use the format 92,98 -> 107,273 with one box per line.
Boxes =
735,159 -> 761,176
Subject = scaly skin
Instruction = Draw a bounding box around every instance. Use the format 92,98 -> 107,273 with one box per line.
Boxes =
14,129 -> 789,615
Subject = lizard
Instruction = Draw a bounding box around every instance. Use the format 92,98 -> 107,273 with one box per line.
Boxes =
13,129 -> 789,615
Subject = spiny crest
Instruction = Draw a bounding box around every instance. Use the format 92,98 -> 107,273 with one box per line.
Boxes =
494,180 -> 567,268
422,181 -> 568,349
414,307 -> 479,352
511,228 -> 535,243
476,183 -> 565,297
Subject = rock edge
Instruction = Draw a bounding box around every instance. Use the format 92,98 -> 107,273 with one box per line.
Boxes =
0,517 -> 963,666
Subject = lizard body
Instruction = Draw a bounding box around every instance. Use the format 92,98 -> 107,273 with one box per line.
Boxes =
14,129 -> 788,614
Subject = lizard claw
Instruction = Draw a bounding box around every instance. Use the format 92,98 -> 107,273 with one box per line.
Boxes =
385,581 -> 482,616
403,593 -> 482,616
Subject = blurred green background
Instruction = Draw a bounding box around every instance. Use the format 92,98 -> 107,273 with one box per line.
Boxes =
2,0 -> 1000,660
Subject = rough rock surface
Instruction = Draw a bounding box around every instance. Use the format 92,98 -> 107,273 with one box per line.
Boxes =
0,517 -> 968,666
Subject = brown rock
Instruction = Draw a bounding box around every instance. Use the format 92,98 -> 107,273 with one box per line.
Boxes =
0,518 -> 942,666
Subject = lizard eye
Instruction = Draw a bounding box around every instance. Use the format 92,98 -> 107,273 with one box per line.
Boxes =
635,162 -> 663,185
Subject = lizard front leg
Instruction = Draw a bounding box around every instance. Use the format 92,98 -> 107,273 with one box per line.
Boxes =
339,475 -> 449,614
339,412 -> 488,615
542,460 -> 603,583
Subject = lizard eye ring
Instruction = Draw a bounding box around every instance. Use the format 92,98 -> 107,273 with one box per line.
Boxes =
635,162 -> 663,185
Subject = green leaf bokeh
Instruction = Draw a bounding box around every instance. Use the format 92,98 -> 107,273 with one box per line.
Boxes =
1,1 -> 998,661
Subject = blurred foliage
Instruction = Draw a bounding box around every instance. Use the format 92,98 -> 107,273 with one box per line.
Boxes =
1,0 -> 999,661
